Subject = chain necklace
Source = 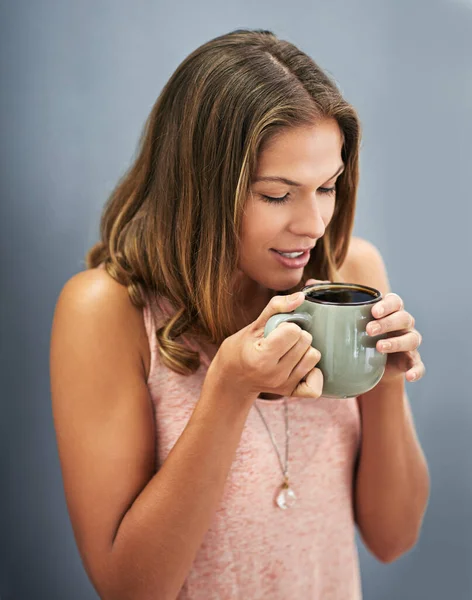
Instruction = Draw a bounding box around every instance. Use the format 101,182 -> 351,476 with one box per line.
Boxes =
254,398 -> 297,510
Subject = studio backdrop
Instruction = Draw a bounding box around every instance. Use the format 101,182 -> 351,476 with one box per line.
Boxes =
1,0 -> 471,598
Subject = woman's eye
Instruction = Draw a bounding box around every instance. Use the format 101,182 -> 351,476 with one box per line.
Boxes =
319,186 -> 336,196
262,186 -> 336,205
262,194 -> 289,204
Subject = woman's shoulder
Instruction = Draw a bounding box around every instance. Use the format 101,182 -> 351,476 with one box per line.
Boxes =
52,267 -> 150,378
339,236 -> 386,283
55,267 -> 139,321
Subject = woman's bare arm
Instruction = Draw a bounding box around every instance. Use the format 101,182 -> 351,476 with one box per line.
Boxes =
50,269 -> 256,600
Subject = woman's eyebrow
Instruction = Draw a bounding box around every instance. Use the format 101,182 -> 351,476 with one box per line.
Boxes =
253,163 -> 345,187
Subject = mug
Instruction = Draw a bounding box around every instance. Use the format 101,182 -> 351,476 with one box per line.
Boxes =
263,283 -> 388,399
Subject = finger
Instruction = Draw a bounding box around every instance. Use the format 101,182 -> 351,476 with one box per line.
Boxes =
394,348 -> 419,369
291,367 -> 324,399
292,347 -> 322,385
304,278 -> 330,288
367,310 -> 415,336
280,333 -> 320,377
377,330 -> 422,353
278,329 -> 314,367
372,292 -> 404,318
257,321 -> 304,358
252,292 -> 305,333
406,358 -> 426,382
303,279 -> 331,292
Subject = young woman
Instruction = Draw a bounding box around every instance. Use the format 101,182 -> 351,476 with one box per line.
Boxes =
50,28 -> 429,600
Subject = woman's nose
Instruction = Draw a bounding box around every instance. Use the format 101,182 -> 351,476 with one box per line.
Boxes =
290,198 -> 326,239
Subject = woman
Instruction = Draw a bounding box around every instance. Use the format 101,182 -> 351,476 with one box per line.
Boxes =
50,28 -> 429,599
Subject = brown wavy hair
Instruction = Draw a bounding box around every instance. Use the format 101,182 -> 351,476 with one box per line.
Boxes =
86,28 -> 362,376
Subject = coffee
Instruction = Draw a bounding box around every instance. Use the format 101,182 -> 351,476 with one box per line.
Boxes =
305,285 -> 378,305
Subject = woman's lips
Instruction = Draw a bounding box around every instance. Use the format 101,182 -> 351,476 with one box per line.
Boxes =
270,248 -> 311,269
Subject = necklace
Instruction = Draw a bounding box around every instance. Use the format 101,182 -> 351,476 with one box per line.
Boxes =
254,398 -> 297,510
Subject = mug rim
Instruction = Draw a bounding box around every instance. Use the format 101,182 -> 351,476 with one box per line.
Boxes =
301,282 -> 382,306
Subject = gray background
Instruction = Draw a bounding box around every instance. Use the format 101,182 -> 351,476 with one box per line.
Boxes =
1,0 -> 471,598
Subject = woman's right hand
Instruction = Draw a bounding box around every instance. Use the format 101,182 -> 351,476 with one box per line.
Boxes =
213,292 -> 324,400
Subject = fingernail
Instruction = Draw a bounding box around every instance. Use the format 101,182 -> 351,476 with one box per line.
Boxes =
288,292 -> 303,303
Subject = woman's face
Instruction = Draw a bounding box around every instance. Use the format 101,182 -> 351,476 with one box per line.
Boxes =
238,118 -> 345,298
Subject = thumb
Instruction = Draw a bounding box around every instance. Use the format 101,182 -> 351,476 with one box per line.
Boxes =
304,278 -> 331,287
251,291 -> 305,333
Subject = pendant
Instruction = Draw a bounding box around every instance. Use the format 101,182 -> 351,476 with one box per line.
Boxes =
275,479 -> 297,510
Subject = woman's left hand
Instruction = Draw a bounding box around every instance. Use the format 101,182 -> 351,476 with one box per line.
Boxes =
365,291 -> 425,384
304,280 -> 425,385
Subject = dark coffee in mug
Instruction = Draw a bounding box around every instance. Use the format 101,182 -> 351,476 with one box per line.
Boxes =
305,285 -> 378,305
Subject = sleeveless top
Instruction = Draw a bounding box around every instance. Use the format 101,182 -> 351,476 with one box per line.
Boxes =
142,293 -> 363,599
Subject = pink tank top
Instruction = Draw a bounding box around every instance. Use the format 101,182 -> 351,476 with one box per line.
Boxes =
143,293 -> 362,599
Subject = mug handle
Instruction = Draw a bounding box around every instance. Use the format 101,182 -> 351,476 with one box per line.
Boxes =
264,312 -> 313,338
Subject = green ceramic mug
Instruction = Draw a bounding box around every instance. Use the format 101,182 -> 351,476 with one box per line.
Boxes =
263,282 -> 388,399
